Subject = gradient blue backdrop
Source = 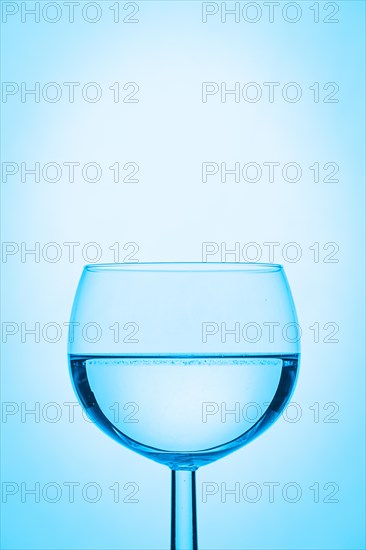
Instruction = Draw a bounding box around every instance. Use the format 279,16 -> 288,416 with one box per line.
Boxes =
1,1 -> 365,549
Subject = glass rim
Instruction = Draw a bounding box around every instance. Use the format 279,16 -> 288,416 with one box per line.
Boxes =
84,262 -> 283,273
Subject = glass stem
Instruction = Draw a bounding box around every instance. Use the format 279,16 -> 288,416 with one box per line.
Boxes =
171,469 -> 198,550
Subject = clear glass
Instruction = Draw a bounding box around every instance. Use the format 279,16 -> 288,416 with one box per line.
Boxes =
68,262 -> 300,549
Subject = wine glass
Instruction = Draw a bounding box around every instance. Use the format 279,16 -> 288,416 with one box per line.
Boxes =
68,262 -> 300,550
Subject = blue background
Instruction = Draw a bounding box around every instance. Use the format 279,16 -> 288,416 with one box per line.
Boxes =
1,1 -> 365,549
